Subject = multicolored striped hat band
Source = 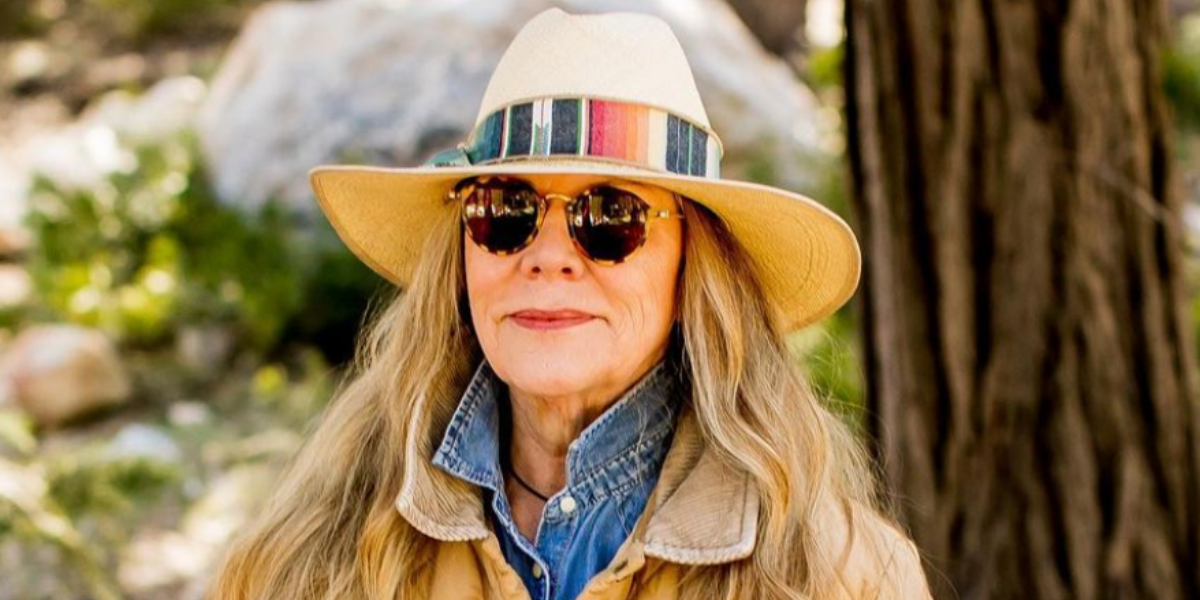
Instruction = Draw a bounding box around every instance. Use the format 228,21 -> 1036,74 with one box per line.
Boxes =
427,97 -> 723,178
308,8 -> 864,333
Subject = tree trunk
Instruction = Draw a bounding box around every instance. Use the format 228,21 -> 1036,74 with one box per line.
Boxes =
843,1 -> 1200,598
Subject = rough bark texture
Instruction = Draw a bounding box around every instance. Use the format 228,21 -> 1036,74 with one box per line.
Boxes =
843,1 -> 1200,598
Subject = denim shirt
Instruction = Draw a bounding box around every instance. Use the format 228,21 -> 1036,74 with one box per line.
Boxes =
431,357 -> 684,600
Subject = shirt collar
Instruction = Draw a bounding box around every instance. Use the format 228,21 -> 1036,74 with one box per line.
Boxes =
429,357 -> 682,500
394,355 -> 760,567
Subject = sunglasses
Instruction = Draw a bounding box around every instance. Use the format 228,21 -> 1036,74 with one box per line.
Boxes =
448,176 -> 685,265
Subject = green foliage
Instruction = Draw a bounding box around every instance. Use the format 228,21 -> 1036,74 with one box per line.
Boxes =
812,146 -> 850,218
0,409 -> 38,456
286,230 -> 385,364
1165,16 -> 1200,133
0,455 -> 131,600
804,42 -> 845,95
0,0 -> 51,37
789,306 -> 865,429
46,451 -> 182,520
0,499 -> 12,538
165,186 -> 306,353
23,128 -> 305,352
249,347 -> 336,429
85,0 -> 246,42
742,145 -> 780,187
0,349 -> 335,600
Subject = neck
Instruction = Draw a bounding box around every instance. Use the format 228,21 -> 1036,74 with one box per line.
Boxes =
501,355 -> 666,497
503,386 -> 609,497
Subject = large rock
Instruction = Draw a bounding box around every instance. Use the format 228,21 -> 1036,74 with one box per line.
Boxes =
197,0 -> 833,220
0,324 -> 131,428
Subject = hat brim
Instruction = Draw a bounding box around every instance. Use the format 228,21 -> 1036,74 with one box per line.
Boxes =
308,160 -> 861,332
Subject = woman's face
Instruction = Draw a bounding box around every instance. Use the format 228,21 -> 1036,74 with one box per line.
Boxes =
463,174 -> 684,401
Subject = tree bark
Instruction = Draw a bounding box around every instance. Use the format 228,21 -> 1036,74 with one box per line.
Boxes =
843,1 -> 1200,598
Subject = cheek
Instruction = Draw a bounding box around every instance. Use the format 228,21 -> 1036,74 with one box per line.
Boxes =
463,239 -> 503,327
610,233 -> 682,332
651,246 -> 683,322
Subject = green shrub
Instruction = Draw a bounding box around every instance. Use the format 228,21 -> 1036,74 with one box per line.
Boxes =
284,226 -> 388,365
46,451 -> 182,521
0,0 -> 52,38
805,42 -> 845,95
85,0 -> 245,42
0,450 -> 147,600
1165,16 -> 1200,132
23,128 -> 305,352
21,124 -> 384,365
790,306 -> 865,429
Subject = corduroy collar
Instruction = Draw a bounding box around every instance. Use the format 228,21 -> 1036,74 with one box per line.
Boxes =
394,362 -> 759,567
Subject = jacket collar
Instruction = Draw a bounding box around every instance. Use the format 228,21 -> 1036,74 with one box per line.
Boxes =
394,363 -> 759,566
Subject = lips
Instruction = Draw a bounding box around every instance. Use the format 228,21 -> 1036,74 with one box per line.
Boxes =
508,309 -> 596,331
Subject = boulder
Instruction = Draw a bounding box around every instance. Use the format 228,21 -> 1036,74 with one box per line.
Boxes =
197,0 -> 833,220
0,324 -> 131,428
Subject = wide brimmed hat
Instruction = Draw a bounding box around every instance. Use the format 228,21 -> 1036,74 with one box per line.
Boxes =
308,7 -> 861,332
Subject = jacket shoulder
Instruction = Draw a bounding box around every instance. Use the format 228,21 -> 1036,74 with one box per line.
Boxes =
818,498 -> 934,600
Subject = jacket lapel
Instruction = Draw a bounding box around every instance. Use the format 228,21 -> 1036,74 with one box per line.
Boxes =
395,387 -> 492,541
639,408 -> 760,564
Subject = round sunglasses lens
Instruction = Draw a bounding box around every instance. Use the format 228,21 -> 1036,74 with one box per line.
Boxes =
461,179 -> 540,254
571,187 -> 649,263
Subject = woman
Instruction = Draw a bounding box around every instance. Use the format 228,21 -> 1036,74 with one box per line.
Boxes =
208,8 -> 933,600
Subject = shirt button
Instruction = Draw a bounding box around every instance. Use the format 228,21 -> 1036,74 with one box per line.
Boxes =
559,495 -> 578,514
532,563 -> 543,579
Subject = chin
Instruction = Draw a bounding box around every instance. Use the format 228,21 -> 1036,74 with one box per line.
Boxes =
496,357 -> 603,396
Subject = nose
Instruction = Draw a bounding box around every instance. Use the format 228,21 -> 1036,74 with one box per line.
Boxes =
518,196 -> 586,279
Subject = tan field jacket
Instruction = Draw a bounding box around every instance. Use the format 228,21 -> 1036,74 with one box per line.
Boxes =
395,391 -> 935,599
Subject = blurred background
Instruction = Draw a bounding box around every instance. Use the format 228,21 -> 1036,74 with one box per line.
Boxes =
0,0 -> 1198,599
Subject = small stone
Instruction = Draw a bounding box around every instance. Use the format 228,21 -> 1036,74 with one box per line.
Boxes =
0,264 -> 32,309
167,401 -> 212,428
175,325 -> 235,377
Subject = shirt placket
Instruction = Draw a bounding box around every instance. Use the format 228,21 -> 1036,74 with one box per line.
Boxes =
487,489 -> 554,600
534,489 -> 585,598
490,468 -> 630,600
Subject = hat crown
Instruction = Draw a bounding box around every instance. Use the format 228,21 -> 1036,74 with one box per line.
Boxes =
475,8 -> 711,129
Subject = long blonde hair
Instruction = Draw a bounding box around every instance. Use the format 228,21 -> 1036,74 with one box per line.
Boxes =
206,192 -> 898,600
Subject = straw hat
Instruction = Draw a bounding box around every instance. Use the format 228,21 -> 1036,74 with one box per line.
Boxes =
308,7 -> 860,332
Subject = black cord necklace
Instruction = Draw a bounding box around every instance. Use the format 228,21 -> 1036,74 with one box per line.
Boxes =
498,388 -> 553,502
506,464 -> 551,502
